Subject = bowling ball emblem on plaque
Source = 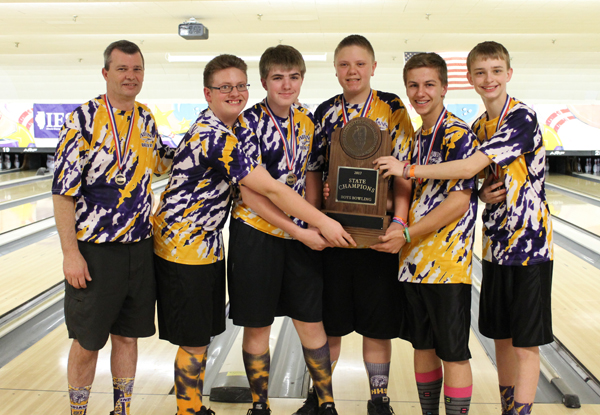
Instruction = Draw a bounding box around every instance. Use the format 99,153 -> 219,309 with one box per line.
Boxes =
323,117 -> 391,246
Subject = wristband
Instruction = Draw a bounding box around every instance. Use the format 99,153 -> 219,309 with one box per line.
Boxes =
409,164 -> 416,179
392,216 -> 408,227
403,227 -> 411,243
402,163 -> 411,180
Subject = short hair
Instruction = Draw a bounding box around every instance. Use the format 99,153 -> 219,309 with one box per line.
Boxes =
334,34 -> 375,62
259,45 -> 306,80
103,40 -> 144,70
467,41 -> 511,72
403,52 -> 448,87
203,54 -> 248,88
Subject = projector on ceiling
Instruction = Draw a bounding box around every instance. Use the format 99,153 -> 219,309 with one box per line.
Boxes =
179,19 -> 209,40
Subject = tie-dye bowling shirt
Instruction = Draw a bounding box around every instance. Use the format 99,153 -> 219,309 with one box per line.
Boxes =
231,101 -> 315,239
473,98 -> 553,266
310,90 -> 414,180
398,111 -> 478,284
153,108 -> 257,265
52,96 -> 173,244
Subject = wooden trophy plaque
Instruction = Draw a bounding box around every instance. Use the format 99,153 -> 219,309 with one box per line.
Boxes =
323,117 -> 391,246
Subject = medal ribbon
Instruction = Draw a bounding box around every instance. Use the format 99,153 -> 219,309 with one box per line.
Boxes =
263,99 -> 296,172
416,108 -> 447,185
341,89 -> 373,125
486,95 -> 512,179
103,94 -> 135,174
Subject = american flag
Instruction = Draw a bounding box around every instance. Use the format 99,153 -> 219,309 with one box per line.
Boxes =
404,51 -> 473,91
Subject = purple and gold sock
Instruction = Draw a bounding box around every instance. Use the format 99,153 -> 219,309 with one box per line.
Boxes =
500,385 -> 515,415
69,384 -> 91,415
365,361 -> 390,401
174,347 -> 206,414
112,376 -> 134,415
242,347 -> 270,407
303,342 -> 334,405
514,401 -> 533,415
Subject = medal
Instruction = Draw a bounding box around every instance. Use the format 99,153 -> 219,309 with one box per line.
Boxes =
415,186 -> 422,200
263,99 -> 299,186
115,173 -> 126,186
341,89 -> 373,125
286,173 -> 297,187
486,95 -> 512,180
103,94 -> 135,187
415,108 -> 446,185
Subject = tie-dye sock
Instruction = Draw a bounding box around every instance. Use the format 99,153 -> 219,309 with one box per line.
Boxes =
112,377 -> 134,415
415,367 -> 443,415
242,347 -> 270,407
69,384 -> 92,415
365,361 -> 390,400
514,401 -> 533,415
174,347 -> 206,414
444,384 -> 472,415
303,342 -> 334,405
500,385 -> 515,415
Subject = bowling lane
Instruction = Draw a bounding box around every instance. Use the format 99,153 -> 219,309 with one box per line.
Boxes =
547,173 -> 600,200
0,169 -> 38,183
546,188 -> 600,236
0,198 -> 54,234
0,180 -> 51,202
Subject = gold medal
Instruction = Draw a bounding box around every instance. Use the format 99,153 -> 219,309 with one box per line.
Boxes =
415,186 -> 422,199
115,173 -> 126,186
286,173 -> 297,187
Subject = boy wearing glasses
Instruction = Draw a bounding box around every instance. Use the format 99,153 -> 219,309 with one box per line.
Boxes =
153,54 -> 352,415
227,45 -> 343,415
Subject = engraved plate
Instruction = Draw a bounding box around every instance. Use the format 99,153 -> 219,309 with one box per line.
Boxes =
335,166 -> 378,205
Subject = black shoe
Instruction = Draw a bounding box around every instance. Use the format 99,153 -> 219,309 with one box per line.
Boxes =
317,402 -> 338,415
197,406 -> 216,415
247,402 -> 271,415
367,396 -> 394,415
293,387 -> 319,415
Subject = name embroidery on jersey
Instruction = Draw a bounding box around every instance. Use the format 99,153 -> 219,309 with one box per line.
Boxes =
140,131 -> 154,148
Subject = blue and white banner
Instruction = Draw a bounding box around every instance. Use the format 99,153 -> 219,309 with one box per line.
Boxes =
33,103 -> 79,139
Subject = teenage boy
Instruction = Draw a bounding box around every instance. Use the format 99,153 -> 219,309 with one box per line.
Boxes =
376,52 -> 478,415
153,54 -> 353,415
303,34 -> 413,415
53,40 -> 174,415
226,45 -> 342,415
377,42 -> 554,415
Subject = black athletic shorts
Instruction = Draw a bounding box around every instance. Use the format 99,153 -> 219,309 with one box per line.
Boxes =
64,237 -> 156,351
404,283 -> 472,362
154,255 -> 226,347
322,247 -> 409,340
227,219 -> 324,327
479,260 -> 553,347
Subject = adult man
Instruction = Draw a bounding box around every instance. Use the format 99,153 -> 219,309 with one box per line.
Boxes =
52,40 -> 173,415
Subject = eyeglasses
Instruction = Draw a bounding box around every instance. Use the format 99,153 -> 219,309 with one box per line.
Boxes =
208,83 -> 250,93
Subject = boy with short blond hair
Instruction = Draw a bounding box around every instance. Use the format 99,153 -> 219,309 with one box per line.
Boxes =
376,52 -> 478,415
228,45 -> 343,415
306,34 -> 414,415
379,41 -> 554,415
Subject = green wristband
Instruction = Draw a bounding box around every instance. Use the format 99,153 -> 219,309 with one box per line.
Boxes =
403,227 -> 411,243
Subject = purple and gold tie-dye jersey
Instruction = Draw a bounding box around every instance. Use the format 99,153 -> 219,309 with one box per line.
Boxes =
310,90 -> 414,179
398,111 -> 478,284
153,108 -> 257,265
52,96 -> 173,244
473,99 -> 553,266
231,102 -> 315,239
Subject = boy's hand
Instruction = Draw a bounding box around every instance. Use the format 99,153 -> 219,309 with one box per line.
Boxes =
373,156 -> 407,179
371,221 -> 406,253
323,182 -> 330,201
479,175 -> 507,204
317,217 -> 356,248
296,227 -> 332,251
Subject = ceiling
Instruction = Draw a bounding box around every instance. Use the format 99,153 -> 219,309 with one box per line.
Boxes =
0,0 -> 599,104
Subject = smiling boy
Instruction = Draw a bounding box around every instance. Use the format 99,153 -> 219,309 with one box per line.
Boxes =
228,45 -> 343,415
377,42 -> 554,415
